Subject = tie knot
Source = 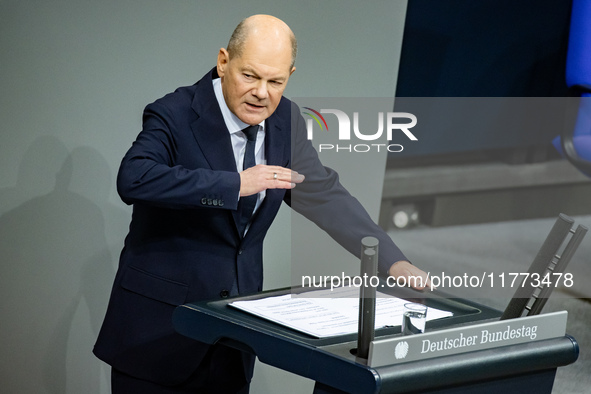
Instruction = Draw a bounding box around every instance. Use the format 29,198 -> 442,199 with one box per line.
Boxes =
242,125 -> 259,142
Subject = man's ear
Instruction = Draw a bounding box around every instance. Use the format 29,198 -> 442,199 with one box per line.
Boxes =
217,48 -> 230,77
290,66 -> 296,76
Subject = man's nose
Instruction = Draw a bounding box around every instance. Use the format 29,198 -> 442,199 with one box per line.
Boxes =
252,81 -> 268,99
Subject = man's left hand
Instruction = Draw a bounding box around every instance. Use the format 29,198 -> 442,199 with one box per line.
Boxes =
388,261 -> 433,290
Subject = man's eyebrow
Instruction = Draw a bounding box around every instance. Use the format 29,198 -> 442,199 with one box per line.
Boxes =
241,66 -> 259,76
242,66 -> 288,81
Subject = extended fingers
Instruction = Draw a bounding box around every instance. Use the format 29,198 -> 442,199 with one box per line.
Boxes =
267,166 -> 304,183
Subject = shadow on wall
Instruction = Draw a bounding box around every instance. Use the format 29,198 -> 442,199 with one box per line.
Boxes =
0,136 -> 127,393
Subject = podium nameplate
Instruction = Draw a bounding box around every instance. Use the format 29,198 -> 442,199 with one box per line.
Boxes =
368,311 -> 567,367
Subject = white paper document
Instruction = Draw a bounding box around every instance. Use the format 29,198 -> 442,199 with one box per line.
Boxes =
230,287 -> 453,338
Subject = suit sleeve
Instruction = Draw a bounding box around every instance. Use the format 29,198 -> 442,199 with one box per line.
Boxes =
288,102 -> 408,275
117,99 -> 241,210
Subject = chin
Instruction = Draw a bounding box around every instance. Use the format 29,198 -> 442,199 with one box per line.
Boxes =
240,113 -> 267,126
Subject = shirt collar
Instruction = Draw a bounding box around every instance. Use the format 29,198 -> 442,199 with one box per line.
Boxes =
213,78 -> 265,134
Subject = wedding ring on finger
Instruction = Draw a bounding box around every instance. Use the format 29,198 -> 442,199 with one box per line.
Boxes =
273,172 -> 278,180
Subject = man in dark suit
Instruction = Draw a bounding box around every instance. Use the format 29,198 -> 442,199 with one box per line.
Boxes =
94,14 -> 430,393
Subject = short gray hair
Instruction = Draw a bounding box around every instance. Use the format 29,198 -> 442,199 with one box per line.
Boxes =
226,18 -> 298,69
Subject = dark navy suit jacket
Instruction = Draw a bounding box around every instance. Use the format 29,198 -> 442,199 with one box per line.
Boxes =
93,68 -> 407,385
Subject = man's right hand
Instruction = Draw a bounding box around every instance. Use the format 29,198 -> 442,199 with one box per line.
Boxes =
239,165 -> 305,197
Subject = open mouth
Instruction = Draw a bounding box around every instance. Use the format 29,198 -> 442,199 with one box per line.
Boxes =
246,102 -> 265,111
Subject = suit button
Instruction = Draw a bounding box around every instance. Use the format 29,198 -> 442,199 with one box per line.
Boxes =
201,198 -> 207,205
220,290 -> 230,298
219,200 -> 224,207
207,198 -> 213,205
238,249 -> 243,255
213,199 -> 218,206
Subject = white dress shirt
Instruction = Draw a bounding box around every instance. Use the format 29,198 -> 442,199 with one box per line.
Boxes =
212,78 -> 266,212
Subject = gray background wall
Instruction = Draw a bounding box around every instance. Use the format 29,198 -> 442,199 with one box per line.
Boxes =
0,1 -> 408,392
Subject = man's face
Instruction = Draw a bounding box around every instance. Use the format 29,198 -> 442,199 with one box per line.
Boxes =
217,38 -> 295,126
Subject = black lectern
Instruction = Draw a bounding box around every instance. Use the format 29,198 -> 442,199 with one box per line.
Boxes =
173,286 -> 578,394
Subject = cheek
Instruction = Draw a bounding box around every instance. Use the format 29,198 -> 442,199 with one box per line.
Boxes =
229,87 -> 247,106
234,86 -> 251,101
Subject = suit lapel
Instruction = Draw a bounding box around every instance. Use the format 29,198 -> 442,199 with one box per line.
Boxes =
188,69 -> 242,234
190,69 -> 237,173
243,112 -> 288,240
264,113 -> 286,167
